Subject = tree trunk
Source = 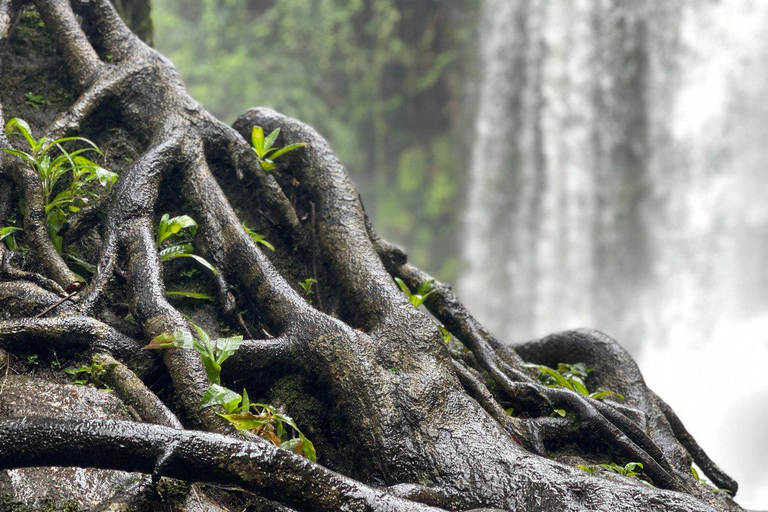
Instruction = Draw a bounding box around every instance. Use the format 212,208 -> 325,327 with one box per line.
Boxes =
0,2 -> 745,511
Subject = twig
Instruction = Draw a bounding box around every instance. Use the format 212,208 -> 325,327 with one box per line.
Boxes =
33,281 -> 85,318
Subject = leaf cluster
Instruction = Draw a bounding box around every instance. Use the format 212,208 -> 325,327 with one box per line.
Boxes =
394,277 -> 435,308
250,125 -> 307,172
2,118 -> 117,252
524,362 -> 624,401
144,323 -> 316,461
64,355 -> 113,391
155,213 -> 219,296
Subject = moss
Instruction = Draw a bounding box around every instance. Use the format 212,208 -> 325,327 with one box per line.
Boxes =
12,8 -> 54,57
0,492 -> 82,512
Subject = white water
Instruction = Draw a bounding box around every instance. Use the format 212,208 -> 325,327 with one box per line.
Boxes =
461,1 -> 768,508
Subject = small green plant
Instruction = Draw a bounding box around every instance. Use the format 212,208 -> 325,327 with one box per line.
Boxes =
577,462 -> 646,481
243,223 -> 275,251
64,355 -> 112,390
24,92 -> 48,109
216,394 -> 316,461
394,277 -> 435,308
298,277 -> 316,296
524,362 -> 624,401
690,466 -> 732,495
26,354 -> 39,366
165,291 -> 215,301
143,323 -> 241,385
0,226 -> 22,250
3,118 -> 117,251
156,213 -> 218,275
144,323 -> 316,461
250,125 -> 308,172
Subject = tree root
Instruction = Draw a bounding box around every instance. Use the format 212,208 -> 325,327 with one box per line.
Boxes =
367,229 -> 736,495
0,2 -> 742,510
0,417 -> 444,512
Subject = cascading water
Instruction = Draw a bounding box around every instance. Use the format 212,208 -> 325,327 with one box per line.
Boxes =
461,1 -> 768,508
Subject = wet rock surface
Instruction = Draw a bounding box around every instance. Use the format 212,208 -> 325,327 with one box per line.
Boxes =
0,375 -> 135,511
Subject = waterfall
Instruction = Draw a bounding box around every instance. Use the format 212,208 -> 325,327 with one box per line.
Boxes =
461,0 -> 768,508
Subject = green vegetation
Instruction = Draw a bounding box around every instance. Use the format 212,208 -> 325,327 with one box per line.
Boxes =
153,0 -> 476,281
578,462 -> 647,481
690,466 -> 733,495
156,213 -> 218,276
64,355 -> 112,391
0,226 -> 21,249
143,322 -> 316,460
298,277 -> 316,297
524,362 -> 624,401
23,91 -> 48,109
243,223 -> 274,251
143,322 -> 240,385
394,277 -> 434,308
250,125 -> 307,172
2,117 -> 117,252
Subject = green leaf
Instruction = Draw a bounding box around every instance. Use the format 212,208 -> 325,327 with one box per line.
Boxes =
160,250 -> 219,275
416,279 -> 435,296
264,128 -> 280,153
188,254 -> 219,275
251,126 -> 265,157
244,225 -> 275,251
268,142 -> 308,160
588,391 -> 625,401
214,336 -> 243,366
142,331 -> 195,350
2,148 -> 37,166
165,291 -> 215,301
394,277 -> 411,295
552,408 -> 566,417
5,118 -> 36,149
219,411 -> 270,431
157,214 -> 198,246
524,364 -> 574,392
0,226 -> 22,242
159,243 -> 195,260
200,383 -> 242,413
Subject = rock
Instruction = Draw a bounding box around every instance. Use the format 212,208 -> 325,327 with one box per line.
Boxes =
0,375 -> 136,511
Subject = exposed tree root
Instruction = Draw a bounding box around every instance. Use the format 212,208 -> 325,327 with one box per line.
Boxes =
0,417 -> 443,512
0,1 -> 743,511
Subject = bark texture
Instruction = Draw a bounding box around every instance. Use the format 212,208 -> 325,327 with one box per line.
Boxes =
0,2 -> 745,511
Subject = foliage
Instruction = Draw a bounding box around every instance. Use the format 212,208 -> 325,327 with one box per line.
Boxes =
577,462 -> 648,484
218,397 -> 316,461
2,118 -> 117,252
524,362 -> 624,401
64,355 -> 112,391
298,277 -> 316,297
243,223 -> 274,251
143,323 -> 241,386
250,125 -> 307,172
0,226 -> 22,250
394,277 -> 435,308
144,323 -> 316,460
152,0 -> 476,282
23,92 -> 48,109
691,466 -> 733,495
164,290 -> 215,301
156,213 -> 218,276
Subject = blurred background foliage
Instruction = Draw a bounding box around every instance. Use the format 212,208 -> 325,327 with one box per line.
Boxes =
150,0 -> 478,280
